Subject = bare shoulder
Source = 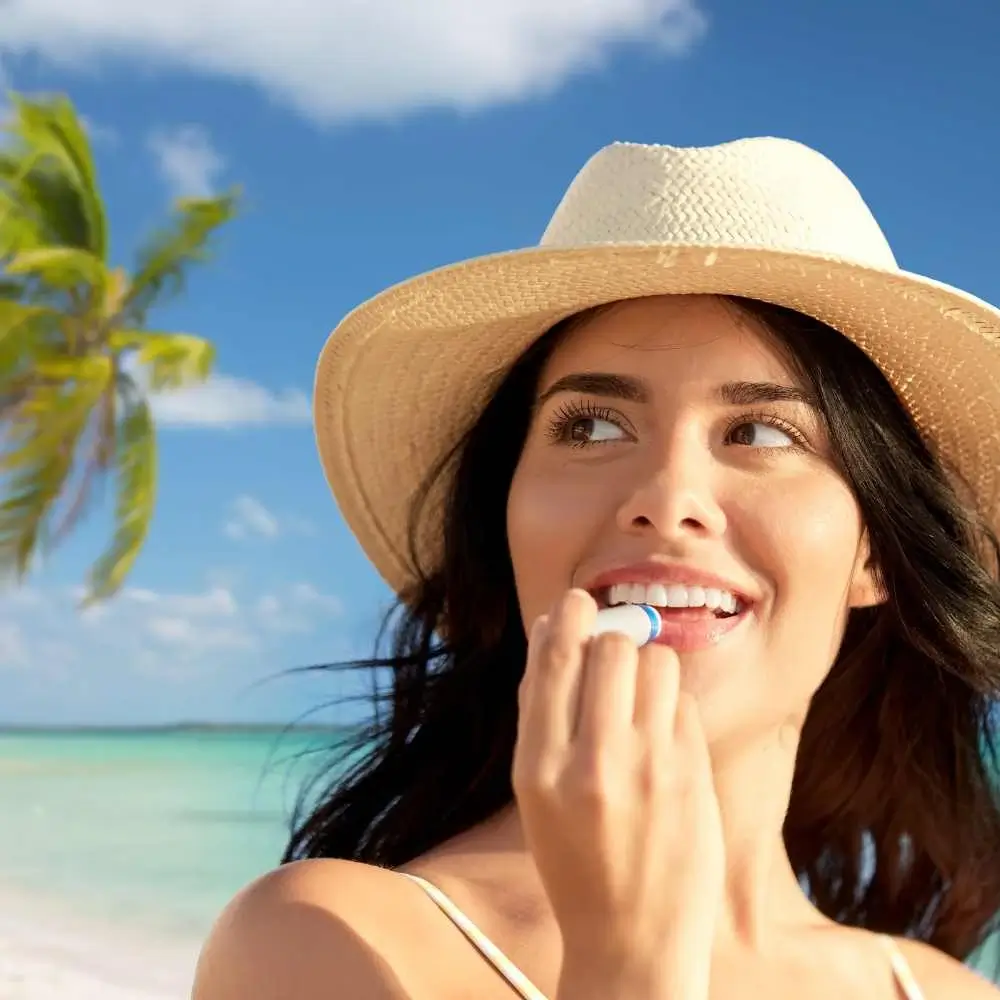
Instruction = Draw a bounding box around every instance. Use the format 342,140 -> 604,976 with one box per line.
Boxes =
893,937 -> 1000,999
192,859 -> 429,1000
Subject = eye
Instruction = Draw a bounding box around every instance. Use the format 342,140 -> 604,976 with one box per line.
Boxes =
545,401 -> 631,447
727,418 -> 798,449
566,415 -> 626,444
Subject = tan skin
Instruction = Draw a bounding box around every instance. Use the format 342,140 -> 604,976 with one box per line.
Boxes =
193,295 -> 1000,999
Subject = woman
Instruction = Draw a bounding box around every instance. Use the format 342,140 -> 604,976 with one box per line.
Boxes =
193,138 -> 1000,999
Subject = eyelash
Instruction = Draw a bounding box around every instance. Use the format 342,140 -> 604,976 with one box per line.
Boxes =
544,400 -> 811,451
545,400 -> 629,448
724,408 -> 811,450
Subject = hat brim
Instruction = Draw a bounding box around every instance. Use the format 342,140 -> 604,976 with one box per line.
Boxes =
314,242 -> 1000,594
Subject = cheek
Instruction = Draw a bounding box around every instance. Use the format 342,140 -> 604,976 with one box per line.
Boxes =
773,486 -> 861,585
740,474 -> 862,673
507,459 -> 601,622
736,468 -> 862,584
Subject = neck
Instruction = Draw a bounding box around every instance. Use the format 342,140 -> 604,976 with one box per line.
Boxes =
708,719 -> 821,948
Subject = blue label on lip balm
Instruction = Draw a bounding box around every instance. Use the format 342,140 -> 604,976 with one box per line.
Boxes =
638,604 -> 662,641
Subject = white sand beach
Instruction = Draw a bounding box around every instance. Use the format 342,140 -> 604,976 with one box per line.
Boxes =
0,886 -> 200,1000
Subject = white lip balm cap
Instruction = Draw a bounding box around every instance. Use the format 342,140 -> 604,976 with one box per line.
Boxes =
589,604 -> 662,647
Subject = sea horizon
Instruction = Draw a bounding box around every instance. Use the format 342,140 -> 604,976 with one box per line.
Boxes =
0,721 -> 354,734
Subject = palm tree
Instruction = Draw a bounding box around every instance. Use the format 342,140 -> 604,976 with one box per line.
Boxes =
0,91 -> 239,602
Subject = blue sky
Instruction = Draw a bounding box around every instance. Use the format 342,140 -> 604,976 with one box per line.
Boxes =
0,0 -> 998,726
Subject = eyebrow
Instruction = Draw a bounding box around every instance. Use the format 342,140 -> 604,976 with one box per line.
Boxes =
536,372 -> 818,409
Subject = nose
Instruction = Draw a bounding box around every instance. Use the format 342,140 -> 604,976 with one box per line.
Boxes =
614,428 -> 727,540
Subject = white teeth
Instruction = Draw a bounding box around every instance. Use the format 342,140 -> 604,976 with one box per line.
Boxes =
606,582 -> 740,613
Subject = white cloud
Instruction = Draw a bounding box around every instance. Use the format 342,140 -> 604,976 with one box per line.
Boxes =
148,374 -> 311,429
288,582 -> 342,614
0,622 -> 27,669
131,585 -> 239,617
121,352 -> 311,430
3,586 -> 44,609
78,583 -> 238,617
146,614 -> 253,650
255,582 -> 343,633
0,578 -> 342,674
0,0 -> 708,125
224,496 -> 315,542
123,586 -> 252,656
224,496 -> 280,540
147,124 -> 224,198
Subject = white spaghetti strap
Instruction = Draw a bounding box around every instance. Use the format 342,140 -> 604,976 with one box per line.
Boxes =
403,874 -> 926,1000
402,873 -> 549,1000
879,934 -> 928,1000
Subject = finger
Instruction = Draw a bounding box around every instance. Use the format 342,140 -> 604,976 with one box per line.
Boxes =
517,591 -> 594,754
674,691 -> 713,770
574,631 -> 638,745
632,643 -> 681,737
517,613 -> 549,705
515,613 -> 549,752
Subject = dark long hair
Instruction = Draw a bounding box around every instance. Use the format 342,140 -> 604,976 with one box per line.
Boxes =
283,296 -> 1000,962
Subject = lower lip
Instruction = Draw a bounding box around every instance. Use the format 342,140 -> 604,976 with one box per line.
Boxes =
650,607 -> 749,652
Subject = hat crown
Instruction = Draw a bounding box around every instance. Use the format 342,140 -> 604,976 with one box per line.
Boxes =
540,137 -> 898,269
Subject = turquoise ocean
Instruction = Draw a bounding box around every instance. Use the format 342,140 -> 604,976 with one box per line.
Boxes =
0,728 -> 348,945
1,727 -> 997,984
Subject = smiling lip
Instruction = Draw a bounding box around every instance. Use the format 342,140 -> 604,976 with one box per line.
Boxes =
648,607 -> 749,652
581,560 -> 755,653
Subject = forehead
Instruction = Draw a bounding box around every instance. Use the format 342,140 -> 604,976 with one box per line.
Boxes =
539,295 -> 798,390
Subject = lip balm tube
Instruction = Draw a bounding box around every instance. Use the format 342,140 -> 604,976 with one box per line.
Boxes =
589,604 -> 662,647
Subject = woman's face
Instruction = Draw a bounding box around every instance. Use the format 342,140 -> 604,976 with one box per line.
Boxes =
506,295 -> 881,747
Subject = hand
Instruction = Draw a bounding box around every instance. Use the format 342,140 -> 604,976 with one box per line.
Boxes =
511,589 -> 725,1000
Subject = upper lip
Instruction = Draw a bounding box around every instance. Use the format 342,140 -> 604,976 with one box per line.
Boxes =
581,560 -> 757,604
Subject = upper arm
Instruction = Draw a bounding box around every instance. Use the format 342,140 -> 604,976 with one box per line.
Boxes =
894,939 -> 1000,1000
192,862 -> 412,1000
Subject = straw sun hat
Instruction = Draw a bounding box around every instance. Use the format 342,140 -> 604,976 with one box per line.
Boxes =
314,137 -> 1000,595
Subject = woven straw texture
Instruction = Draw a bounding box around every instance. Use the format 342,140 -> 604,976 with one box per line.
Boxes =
314,138 -> 1000,595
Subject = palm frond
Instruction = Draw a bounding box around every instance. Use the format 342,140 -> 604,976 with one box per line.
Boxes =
0,93 -> 107,257
122,191 -> 239,325
0,441 -> 73,578
0,299 -> 55,336
0,142 -> 94,255
0,359 -> 110,580
0,277 -> 25,300
6,246 -> 106,291
0,182 -> 48,256
49,379 -> 117,548
0,92 -> 239,598
110,330 -> 215,389
2,356 -> 112,471
83,379 -> 156,602
0,302 -> 56,393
